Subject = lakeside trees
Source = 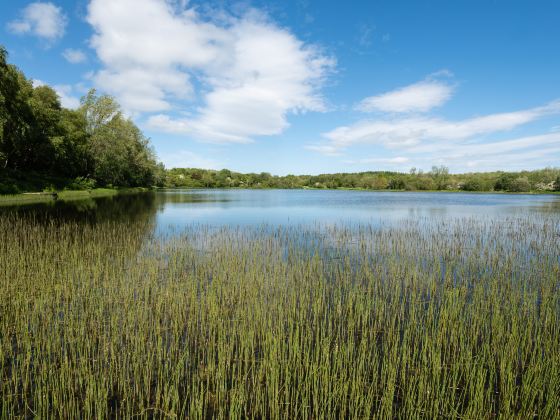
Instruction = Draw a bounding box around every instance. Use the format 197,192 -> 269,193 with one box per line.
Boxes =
165,167 -> 560,193
0,46 -> 162,193
1,45 -> 558,195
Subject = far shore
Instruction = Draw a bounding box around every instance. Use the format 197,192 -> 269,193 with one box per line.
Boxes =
2,186 -> 559,208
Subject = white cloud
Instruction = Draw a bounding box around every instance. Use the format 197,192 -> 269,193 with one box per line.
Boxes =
159,150 -> 222,170
32,79 -> 81,109
319,100 -> 560,152
309,69 -> 560,171
7,2 -> 67,43
345,156 -> 410,165
357,23 -> 374,48
304,144 -> 343,156
87,0 -> 334,142
53,84 -> 81,109
62,48 -> 87,64
331,132 -> 560,172
409,131 -> 560,156
356,78 -> 454,113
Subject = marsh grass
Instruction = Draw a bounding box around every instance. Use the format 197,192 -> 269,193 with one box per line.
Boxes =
0,214 -> 559,418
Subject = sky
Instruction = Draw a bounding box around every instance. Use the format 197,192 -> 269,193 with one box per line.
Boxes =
1,0 -> 559,175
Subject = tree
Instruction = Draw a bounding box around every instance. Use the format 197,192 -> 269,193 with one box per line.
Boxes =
0,48 -> 35,170
27,85 -> 64,171
509,177 -> 531,192
431,165 -> 450,190
79,89 -> 159,186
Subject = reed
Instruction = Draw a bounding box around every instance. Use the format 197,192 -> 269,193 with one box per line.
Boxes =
0,213 -> 559,418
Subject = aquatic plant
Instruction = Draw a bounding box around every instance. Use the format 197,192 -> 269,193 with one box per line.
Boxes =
0,214 -> 559,418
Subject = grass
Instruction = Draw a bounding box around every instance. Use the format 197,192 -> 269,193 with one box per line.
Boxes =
0,187 -> 151,207
0,212 -> 559,418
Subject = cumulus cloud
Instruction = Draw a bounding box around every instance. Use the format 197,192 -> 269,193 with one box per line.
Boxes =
53,84 -> 81,109
345,156 -> 410,165
304,144 -> 343,156
32,79 -> 81,109
309,71 -> 560,171
356,76 -> 454,113
86,0 -> 334,142
158,150 -> 222,170
7,2 -> 67,43
62,48 -> 87,63
321,100 -> 560,152
341,133 -> 560,172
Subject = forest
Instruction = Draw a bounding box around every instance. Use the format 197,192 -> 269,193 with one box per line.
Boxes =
166,166 -> 560,193
0,46 -> 163,194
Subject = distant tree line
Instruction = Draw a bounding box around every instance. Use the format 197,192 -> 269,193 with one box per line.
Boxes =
166,166 -> 560,193
0,46 -> 163,194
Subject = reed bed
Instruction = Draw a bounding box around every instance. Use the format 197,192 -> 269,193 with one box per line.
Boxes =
0,213 -> 559,418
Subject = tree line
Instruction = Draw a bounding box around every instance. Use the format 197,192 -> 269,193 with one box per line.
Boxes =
2,45 -> 559,195
0,46 -> 163,194
166,166 -> 560,193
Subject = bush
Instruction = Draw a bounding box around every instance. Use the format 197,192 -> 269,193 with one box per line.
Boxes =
0,182 -> 19,195
508,177 -> 531,192
66,177 -> 97,191
462,179 -> 484,192
388,178 -> 406,190
494,174 -> 516,191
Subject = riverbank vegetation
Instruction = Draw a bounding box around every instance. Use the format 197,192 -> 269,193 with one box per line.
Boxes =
1,212 -> 558,417
0,187 -> 153,207
166,166 -> 560,193
0,46 -> 163,195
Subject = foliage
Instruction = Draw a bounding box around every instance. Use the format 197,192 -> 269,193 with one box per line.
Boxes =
66,176 -> 97,191
0,45 -> 160,191
165,166 -> 560,193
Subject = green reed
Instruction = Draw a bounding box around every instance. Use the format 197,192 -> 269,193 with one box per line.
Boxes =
0,214 -> 559,418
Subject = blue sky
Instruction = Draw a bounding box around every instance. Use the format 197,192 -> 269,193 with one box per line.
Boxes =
2,0 -> 559,175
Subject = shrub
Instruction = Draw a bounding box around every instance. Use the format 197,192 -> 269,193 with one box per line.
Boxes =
67,177 -> 97,191
462,179 -> 484,192
508,177 -> 531,192
0,182 -> 19,195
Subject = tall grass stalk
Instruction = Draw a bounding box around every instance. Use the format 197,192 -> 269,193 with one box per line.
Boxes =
1,214 -> 559,418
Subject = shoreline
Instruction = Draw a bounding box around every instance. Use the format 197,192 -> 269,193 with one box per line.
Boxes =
1,186 -> 558,208
162,186 -> 560,195
0,187 -> 152,207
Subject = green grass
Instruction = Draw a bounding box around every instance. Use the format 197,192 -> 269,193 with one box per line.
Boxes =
0,187 -> 151,207
0,214 -> 559,418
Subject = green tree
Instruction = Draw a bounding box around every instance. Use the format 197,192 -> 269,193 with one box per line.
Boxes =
509,177 -> 531,192
431,165 -> 450,190
0,47 -> 34,170
80,89 -> 159,186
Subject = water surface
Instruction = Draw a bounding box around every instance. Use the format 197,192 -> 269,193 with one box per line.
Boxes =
2,189 -> 559,237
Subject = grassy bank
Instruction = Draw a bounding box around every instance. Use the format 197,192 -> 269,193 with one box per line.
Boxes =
0,214 -> 558,417
0,187 -> 151,207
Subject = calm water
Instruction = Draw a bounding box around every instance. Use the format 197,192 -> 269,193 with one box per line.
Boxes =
2,189 -> 560,234
155,189 -> 560,226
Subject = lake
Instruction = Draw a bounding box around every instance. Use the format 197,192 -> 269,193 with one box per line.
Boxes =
2,188 -> 560,418
2,189 -> 559,233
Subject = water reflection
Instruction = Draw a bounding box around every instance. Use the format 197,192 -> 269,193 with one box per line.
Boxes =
153,190 -> 560,233
0,192 -> 159,225
1,190 -> 559,236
